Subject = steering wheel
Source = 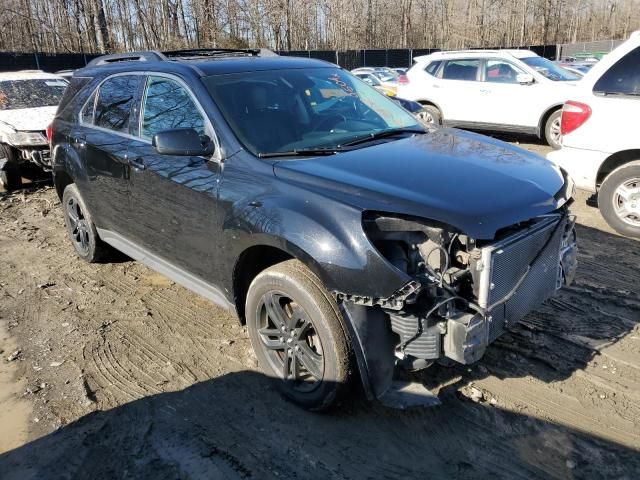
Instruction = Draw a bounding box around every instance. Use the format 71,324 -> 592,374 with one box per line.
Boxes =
311,114 -> 348,132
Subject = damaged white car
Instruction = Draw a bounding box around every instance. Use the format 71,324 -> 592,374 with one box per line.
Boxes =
0,71 -> 68,190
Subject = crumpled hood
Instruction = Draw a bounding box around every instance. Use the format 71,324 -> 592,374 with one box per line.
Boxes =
273,128 -> 567,239
0,106 -> 57,132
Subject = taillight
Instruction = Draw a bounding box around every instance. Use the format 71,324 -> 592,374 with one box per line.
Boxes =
560,101 -> 591,135
46,123 -> 53,145
398,74 -> 409,85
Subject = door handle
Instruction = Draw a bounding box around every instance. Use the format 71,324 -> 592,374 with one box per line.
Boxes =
128,157 -> 146,170
432,84 -> 441,88
480,89 -> 492,94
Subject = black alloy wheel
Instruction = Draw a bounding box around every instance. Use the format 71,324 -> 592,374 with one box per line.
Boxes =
245,260 -> 353,411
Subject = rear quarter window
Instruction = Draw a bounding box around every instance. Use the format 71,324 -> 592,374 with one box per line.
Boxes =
593,46 -> 640,96
56,76 -> 92,122
424,60 -> 442,76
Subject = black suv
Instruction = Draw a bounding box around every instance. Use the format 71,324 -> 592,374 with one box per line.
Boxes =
51,49 -> 577,410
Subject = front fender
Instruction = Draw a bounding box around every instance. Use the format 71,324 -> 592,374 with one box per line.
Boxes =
225,190 -> 411,299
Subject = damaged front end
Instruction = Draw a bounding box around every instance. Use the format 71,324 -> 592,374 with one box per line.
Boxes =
337,210 -> 577,405
3,131 -> 53,171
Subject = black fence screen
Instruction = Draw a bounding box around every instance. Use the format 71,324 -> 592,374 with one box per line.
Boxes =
277,45 -> 557,69
0,44 -> 558,73
0,52 -> 99,72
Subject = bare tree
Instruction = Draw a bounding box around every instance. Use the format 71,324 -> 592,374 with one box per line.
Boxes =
0,0 -> 638,53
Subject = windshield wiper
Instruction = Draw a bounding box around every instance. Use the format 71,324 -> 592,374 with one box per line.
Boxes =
258,148 -> 341,159
339,128 -> 425,147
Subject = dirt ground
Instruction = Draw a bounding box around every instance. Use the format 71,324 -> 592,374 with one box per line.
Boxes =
0,140 -> 639,479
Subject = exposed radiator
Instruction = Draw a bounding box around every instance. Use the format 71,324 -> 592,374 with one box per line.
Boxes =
475,215 -> 566,341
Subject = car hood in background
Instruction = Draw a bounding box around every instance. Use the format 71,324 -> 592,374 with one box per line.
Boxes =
0,106 -> 58,132
273,128 -> 567,239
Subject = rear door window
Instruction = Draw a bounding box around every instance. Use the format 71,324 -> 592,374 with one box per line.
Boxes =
593,46 -> 640,96
442,59 -> 480,81
140,76 -> 206,139
94,75 -> 140,133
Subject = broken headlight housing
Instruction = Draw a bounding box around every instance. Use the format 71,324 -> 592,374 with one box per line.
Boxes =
7,131 -> 47,146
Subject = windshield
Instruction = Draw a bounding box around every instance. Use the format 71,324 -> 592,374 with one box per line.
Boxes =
204,67 -> 420,156
0,79 -> 68,110
520,57 -> 580,81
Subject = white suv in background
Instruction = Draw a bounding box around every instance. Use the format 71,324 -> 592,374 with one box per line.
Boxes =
397,49 -> 580,148
547,32 -> 640,238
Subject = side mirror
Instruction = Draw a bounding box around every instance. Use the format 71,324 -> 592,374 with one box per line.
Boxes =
152,128 -> 215,157
517,73 -> 535,85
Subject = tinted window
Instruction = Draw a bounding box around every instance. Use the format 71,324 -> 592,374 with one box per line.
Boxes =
57,77 -> 88,111
593,46 -> 640,96
442,60 -> 479,81
141,76 -> 205,139
425,61 -> 442,76
80,90 -> 97,124
94,75 -> 140,133
484,60 -> 524,83
0,79 -> 68,110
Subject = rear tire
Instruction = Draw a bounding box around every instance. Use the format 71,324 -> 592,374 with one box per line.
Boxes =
599,161 -> 640,238
245,259 -> 353,411
62,184 -> 110,262
0,145 -> 22,191
416,104 -> 442,126
544,110 -> 562,149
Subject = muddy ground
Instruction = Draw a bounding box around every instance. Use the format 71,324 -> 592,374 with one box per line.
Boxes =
0,141 -> 639,479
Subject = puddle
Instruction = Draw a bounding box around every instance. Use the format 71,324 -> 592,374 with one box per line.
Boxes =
0,321 -> 31,453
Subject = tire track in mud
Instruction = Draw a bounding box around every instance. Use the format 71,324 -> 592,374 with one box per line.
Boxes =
3,188 -> 640,479
77,266 -> 251,405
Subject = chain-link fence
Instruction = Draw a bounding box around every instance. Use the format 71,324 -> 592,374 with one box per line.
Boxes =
557,39 -> 623,60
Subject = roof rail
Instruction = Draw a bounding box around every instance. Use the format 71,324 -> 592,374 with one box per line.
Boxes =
162,48 -> 261,58
86,51 -> 167,67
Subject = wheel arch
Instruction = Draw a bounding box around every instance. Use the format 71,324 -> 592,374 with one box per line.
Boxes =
54,170 -> 74,200
51,143 -> 89,201
232,241 -> 328,324
415,99 -> 443,113
538,104 -> 563,138
596,150 -> 640,187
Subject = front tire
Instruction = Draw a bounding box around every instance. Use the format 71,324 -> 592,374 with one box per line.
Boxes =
0,145 -> 22,191
62,184 -> 110,262
544,110 -> 562,149
599,161 -> 640,238
416,104 -> 442,126
245,260 -> 353,411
